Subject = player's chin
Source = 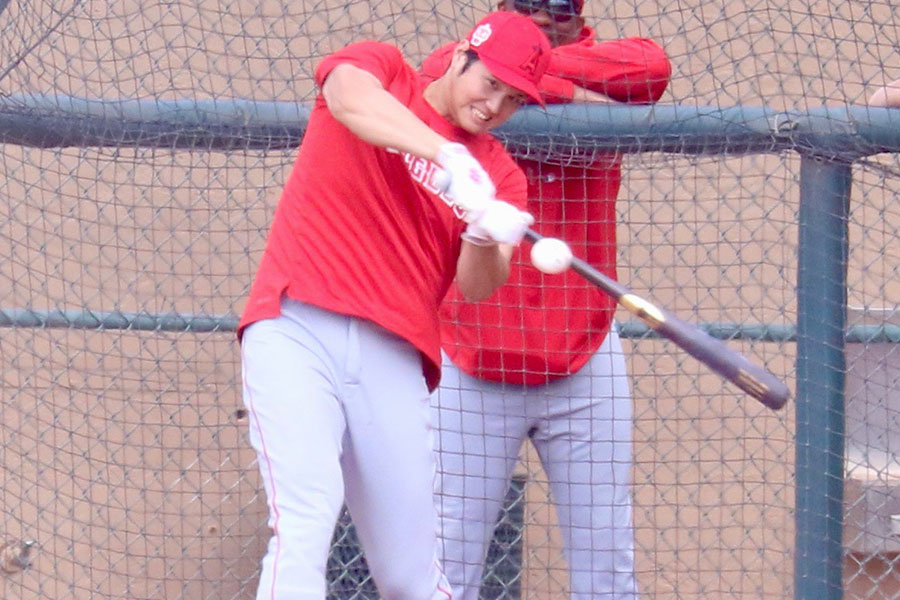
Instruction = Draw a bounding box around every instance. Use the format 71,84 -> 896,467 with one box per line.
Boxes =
460,120 -> 490,135
463,109 -> 496,133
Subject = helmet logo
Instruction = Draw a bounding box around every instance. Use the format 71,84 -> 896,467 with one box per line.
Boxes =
470,24 -> 492,46
519,44 -> 544,77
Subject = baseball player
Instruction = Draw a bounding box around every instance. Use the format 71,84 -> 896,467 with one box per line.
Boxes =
238,11 -> 551,600
422,2 -> 671,599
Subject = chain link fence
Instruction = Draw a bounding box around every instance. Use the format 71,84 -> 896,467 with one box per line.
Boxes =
2,1 -> 900,599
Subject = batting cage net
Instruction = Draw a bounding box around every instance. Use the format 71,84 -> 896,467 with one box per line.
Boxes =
1,1 -> 899,600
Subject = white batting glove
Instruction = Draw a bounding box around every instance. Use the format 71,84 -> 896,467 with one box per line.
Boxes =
462,199 -> 535,246
435,142 -> 495,222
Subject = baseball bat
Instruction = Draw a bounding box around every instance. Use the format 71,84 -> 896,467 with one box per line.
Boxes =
524,229 -> 790,410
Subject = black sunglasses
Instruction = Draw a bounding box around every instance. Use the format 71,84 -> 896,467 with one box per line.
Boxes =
512,0 -> 580,22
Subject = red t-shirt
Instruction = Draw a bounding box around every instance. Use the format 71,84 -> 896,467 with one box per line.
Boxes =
238,41 -> 528,391
423,31 -> 671,384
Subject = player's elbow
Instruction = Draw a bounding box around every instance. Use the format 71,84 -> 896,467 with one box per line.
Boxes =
634,41 -> 673,104
645,53 -> 673,103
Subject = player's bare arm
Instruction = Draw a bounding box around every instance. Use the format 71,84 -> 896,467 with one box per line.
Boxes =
322,62 -> 449,161
868,78 -> 900,107
571,85 -> 614,103
456,242 -> 514,301
454,189 -> 535,299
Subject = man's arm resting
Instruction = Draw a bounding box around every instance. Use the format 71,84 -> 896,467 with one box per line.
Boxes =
571,85 -> 614,103
547,38 -> 672,104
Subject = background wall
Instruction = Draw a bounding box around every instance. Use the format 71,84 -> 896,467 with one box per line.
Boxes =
1,1 -> 899,599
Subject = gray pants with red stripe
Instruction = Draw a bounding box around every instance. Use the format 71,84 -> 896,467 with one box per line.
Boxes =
433,329 -> 635,600
241,298 -> 452,600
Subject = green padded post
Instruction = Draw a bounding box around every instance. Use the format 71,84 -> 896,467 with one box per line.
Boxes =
794,155 -> 851,600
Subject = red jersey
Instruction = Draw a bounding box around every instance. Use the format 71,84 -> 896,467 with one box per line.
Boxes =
239,41 -> 528,391
424,30 -> 671,384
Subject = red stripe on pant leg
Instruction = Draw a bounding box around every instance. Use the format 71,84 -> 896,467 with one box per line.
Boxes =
242,344 -> 283,600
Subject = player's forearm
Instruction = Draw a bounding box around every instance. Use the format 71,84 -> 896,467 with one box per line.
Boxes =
322,63 -> 447,160
868,80 -> 900,107
455,242 -> 513,301
572,85 -> 614,104
538,77 -> 614,105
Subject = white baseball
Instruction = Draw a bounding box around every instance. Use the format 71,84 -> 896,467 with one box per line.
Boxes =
530,237 -> 573,274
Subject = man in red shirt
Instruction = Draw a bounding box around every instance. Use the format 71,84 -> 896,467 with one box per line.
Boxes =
238,11 -> 550,600
424,2 -> 671,599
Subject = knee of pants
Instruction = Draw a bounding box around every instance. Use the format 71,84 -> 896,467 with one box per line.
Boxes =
375,576 -> 423,600
370,554 -> 448,600
266,512 -> 340,569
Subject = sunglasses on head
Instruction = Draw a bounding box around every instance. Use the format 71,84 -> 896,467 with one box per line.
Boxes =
512,0 -> 580,22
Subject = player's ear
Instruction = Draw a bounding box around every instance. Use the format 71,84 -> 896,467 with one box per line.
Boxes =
450,40 -> 471,73
496,0 -> 509,10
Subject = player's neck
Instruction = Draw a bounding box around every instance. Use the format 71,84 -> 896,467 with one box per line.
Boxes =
422,78 -> 449,119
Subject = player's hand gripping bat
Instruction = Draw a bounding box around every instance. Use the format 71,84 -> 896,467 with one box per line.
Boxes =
524,229 -> 790,410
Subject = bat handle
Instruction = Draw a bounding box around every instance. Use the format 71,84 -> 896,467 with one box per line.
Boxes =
524,229 -> 542,244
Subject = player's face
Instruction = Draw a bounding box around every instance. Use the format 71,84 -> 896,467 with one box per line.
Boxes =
449,58 -> 528,134
499,0 -> 584,47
